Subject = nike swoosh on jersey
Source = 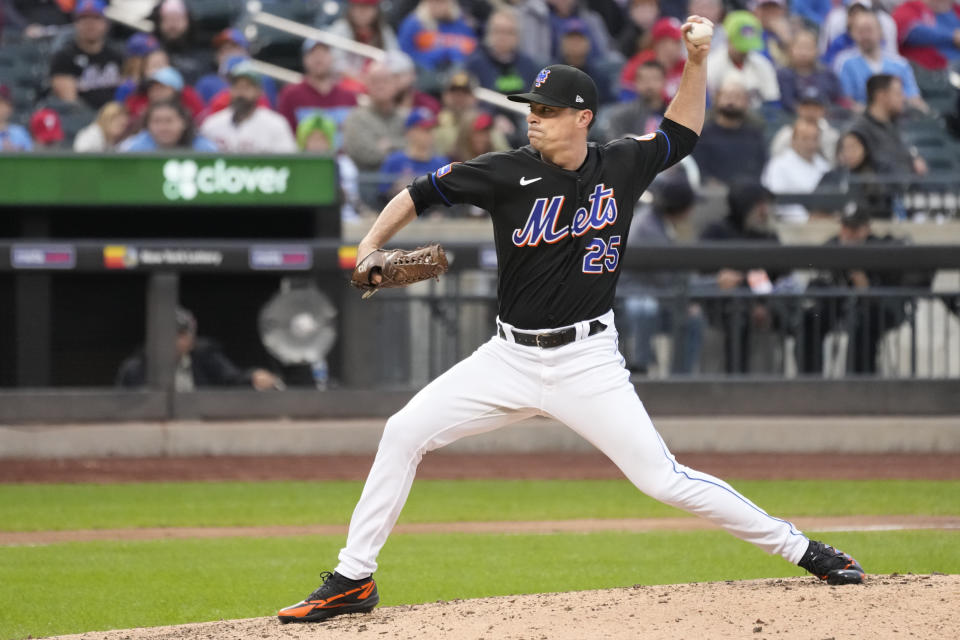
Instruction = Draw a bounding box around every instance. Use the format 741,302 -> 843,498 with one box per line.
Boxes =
519,177 -> 542,186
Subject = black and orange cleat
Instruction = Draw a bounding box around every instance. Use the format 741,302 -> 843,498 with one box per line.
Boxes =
798,540 -> 865,585
278,571 -> 379,623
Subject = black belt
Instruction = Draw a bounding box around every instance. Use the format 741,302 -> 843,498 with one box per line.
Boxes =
498,320 -> 607,349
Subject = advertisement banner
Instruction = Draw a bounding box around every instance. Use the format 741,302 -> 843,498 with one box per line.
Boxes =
0,154 -> 337,206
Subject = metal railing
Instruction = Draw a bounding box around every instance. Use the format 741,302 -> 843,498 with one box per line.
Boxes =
352,277 -> 960,386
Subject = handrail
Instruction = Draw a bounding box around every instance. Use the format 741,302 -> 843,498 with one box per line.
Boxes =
3,241 -> 960,273
249,10 -> 529,116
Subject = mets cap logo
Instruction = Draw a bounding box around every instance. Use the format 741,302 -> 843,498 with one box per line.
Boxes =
534,69 -> 551,88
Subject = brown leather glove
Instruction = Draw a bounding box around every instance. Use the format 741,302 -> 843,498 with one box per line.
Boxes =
350,244 -> 449,299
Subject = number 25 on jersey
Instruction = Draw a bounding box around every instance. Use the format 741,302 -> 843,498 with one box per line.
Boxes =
582,235 -> 620,274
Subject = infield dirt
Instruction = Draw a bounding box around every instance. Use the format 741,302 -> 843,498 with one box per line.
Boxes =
40,573 -> 958,640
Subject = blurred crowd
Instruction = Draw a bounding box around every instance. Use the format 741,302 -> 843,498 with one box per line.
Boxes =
0,0 -> 959,220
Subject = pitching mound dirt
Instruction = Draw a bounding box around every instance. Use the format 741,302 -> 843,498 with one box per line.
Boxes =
43,574 -> 957,640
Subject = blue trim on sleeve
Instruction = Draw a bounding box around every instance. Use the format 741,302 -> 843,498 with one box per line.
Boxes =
430,172 -> 453,206
656,129 -> 670,168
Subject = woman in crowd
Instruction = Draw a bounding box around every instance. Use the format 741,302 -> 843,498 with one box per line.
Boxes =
323,0 -> 399,80
816,130 -> 890,218
73,101 -> 130,151
120,99 -> 216,151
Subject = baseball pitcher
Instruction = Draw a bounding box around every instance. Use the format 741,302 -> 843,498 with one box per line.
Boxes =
278,14 -> 864,624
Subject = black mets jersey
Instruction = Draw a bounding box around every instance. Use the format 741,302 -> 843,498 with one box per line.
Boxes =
408,117 -> 698,330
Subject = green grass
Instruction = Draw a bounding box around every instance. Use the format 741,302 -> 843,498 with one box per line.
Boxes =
1,480 -> 958,531
0,529 -> 957,640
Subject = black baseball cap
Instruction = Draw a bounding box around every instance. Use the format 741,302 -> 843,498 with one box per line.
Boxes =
840,206 -> 871,228
653,174 -> 697,214
508,64 -> 598,115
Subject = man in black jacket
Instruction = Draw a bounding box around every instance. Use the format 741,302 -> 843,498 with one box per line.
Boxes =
700,182 -> 785,373
797,208 -> 929,375
116,308 -> 281,391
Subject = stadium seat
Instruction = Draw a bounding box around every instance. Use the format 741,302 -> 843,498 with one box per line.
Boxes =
902,118 -> 949,148
255,0 -> 321,23
189,0 -> 247,35
919,147 -> 958,174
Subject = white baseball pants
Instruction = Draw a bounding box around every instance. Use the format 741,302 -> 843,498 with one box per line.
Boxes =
336,309 -> 810,579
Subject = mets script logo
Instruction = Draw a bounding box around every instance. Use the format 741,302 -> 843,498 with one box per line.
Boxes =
534,69 -> 551,88
512,184 -> 618,246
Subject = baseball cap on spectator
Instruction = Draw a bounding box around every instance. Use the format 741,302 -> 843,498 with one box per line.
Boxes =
220,54 -> 251,76
296,113 -> 337,151
160,0 -> 188,16
30,109 -> 65,144
840,207 -> 871,227
560,18 -> 590,37
724,11 -> 764,53
406,107 -> 438,129
651,17 -> 683,42
472,112 -> 493,131
148,67 -> 184,92
176,307 -> 197,334
229,61 -> 261,85
383,50 -> 415,75
846,0 -> 873,13
445,70 -> 476,92
0,84 -> 12,104
126,33 -> 161,57
797,85 -> 827,106
653,173 -> 697,214
74,0 -> 106,18
749,0 -> 786,9
302,39 -> 331,54
213,28 -> 249,51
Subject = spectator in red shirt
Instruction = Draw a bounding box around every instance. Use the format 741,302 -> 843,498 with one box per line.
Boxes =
277,39 -> 359,133
893,0 -> 960,70
619,17 -> 685,102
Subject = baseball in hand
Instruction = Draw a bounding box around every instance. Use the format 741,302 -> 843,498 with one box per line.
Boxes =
685,21 -> 713,46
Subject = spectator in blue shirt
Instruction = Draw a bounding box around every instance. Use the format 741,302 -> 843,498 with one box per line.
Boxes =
120,99 -> 217,152
753,0 -> 793,67
378,107 -> 450,201
0,85 -> 32,151
821,1 -> 900,70
397,0 -> 478,71
837,9 -> 929,111
792,0 -> 833,26
777,28 -> 846,112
